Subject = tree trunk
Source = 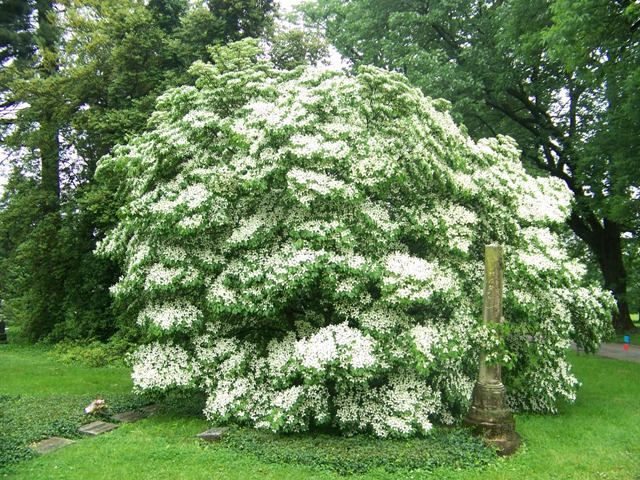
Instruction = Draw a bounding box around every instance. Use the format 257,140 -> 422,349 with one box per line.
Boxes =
569,212 -> 635,332
596,220 -> 635,332
23,0 -> 64,341
36,0 -> 61,214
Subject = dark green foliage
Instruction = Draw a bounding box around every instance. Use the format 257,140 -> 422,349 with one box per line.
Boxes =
0,0 -> 278,344
0,434 -> 34,469
220,427 -> 497,475
171,0 -> 276,65
208,0 -> 276,42
0,169 -> 39,328
0,0 -> 33,64
49,335 -> 138,367
148,0 -> 189,32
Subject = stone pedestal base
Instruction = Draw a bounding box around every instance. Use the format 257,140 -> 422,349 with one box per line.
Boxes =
464,381 -> 521,456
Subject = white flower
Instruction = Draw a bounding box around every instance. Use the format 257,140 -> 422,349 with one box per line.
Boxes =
131,342 -> 195,390
295,323 -> 376,371
137,301 -> 201,330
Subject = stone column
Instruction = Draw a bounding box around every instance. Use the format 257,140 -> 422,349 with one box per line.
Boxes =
464,245 -> 521,455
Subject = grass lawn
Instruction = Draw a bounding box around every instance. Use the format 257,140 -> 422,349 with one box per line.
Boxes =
1,340 -> 133,397
438,352 -> 640,479
1,330 -> 639,479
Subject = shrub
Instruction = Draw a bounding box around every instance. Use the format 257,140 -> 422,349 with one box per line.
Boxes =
97,38 -> 615,437
50,335 -> 138,367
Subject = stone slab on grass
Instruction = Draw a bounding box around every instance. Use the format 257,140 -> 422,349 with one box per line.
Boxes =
79,421 -> 119,436
140,404 -> 161,415
112,404 -> 160,423
113,410 -> 146,423
197,427 -> 229,443
33,437 -> 75,454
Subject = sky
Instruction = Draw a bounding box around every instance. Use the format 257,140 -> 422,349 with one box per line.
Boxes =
278,0 -> 307,12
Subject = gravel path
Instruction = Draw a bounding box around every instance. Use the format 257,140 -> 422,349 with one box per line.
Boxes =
595,342 -> 640,363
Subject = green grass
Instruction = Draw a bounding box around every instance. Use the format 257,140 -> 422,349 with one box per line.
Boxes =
2,334 -> 640,479
3,415 -> 340,480
0,328 -> 146,469
0,332 -> 133,397
434,352 -> 640,479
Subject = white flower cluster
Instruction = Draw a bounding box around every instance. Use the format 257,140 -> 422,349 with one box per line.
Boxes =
358,307 -> 409,334
289,133 -> 350,160
516,175 -> 572,224
432,203 -> 477,253
361,200 -> 398,233
227,213 -> 266,245
131,342 -> 195,391
295,323 -> 377,371
411,325 -> 441,364
144,263 -> 183,288
335,372 -> 440,437
287,167 -> 356,205
137,301 -> 201,330
383,252 -> 458,303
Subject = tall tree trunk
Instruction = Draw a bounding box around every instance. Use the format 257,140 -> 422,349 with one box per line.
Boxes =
569,212 -> 635,332
36,0 -> 61,217
596,220 -> 634,332
23,0 -> 63,341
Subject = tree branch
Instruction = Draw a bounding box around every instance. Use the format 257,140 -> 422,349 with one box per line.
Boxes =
430,22 -> 461,56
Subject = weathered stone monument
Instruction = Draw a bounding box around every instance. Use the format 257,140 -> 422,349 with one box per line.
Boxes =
464,245 -> 521,455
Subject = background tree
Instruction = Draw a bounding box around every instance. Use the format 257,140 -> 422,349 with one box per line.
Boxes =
0,0 -> 277,341
301,0 -> 640,331
0,0 -> 33,65
268,19 -> 329,70
0,0 -> 66,341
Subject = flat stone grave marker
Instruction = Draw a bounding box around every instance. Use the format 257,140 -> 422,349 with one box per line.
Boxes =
140,404 -> 160,415
79,421 -> 119,436
113,410 -> 146,423
33,437 -> 75,454
197,427 -> 228,443
112,404 -> 160,423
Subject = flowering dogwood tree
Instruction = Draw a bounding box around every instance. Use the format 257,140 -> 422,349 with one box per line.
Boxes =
97,39 -> 614,437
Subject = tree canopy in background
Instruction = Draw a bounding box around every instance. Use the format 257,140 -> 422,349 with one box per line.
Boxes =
98,39 -> 613,437
301,0 -> 640,330
0,0 -> 277,341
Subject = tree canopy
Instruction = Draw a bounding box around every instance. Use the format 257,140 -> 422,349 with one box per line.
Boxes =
301,0 -> 640,331
98,40 -> 613,437
0,0 -> 277,341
